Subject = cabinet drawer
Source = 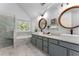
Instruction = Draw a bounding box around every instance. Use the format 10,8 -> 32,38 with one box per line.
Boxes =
49,38 -> 58,44
38,36 -> 42,39
59,41 -> 79,51
32,35 -> 37,39
43,37 -> 48,41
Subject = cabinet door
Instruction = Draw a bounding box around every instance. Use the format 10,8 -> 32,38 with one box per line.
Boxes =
31,36 -> 36,45
49,43 -> 67,56
59,41 -> 79,51
43,41 -> 48,53
43,40 -> 48,48
70,50 -> 79,56
37,39 -> 42,50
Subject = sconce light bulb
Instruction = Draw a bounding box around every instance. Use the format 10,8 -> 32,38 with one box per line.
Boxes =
66,3 -> 69,5
61,4 -> 63,7
41,14 -> 44,16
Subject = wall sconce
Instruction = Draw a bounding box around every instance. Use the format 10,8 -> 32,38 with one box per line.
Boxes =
40,12 -> 48,19
41,14 -> 44,16
61,3 -> 69,7
40,3 -> 46,6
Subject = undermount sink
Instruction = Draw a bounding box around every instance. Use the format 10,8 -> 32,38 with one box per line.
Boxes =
44,33 -> 60,36
36,32 -> 43,35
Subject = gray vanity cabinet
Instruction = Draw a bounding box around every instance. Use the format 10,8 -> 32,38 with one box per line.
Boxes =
36,36 -> 42,50
70,50 -> 79,56
49,43 -> 67,56
31,34 -> 79,56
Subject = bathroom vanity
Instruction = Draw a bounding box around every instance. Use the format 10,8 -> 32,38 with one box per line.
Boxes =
31,32 -> 79,56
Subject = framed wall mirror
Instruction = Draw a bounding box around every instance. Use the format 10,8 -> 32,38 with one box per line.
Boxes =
38,18 -> 47,32
58,6 -> 79,34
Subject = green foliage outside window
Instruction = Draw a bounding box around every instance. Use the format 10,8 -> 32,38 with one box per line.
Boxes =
17,22 -> 29,31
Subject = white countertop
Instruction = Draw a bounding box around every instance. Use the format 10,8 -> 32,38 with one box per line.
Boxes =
32,32 -> 79,45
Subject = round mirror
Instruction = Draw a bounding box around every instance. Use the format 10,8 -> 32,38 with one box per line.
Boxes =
58,6 -> 79,29
38,18 -> 47,31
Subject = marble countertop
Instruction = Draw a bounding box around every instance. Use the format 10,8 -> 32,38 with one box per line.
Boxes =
32,32 -> 79,45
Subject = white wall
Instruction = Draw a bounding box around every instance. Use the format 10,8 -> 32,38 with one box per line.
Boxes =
37,3 -> 79,35
0,3 -> 30,20
0,3 -> 33,31
0,3 -> 33,43
1,3 -> 78,35
58,3 -> 79,35
41,4 -> 71,34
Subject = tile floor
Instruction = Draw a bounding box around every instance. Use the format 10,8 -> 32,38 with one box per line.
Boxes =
0,42 -> 46,56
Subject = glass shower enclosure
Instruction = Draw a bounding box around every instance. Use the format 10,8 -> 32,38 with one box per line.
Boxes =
0,14 -> 15,48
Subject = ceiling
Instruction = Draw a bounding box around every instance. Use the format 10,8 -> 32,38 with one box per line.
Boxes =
17,3 -> 60,20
